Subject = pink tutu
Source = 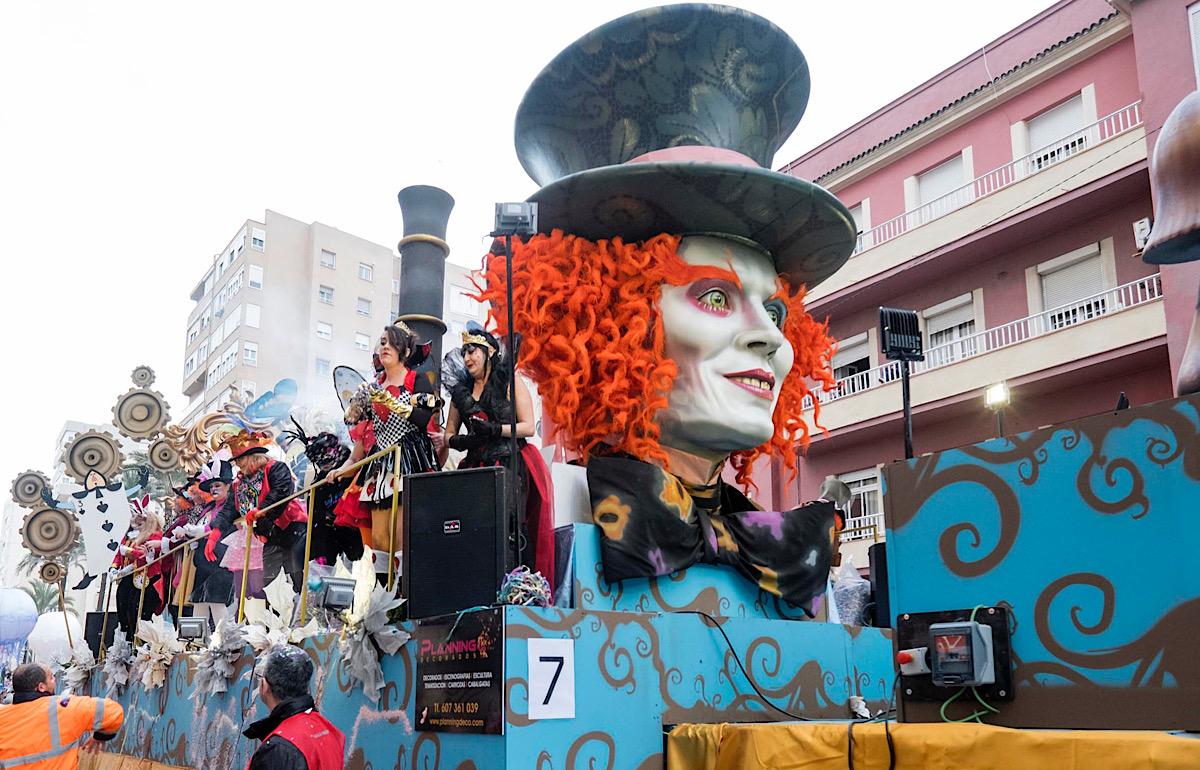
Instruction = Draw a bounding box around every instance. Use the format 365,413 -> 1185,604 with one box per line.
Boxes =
220,524 -> 264,572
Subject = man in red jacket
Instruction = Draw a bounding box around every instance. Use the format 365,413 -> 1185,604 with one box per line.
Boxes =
243,645 -> 344,770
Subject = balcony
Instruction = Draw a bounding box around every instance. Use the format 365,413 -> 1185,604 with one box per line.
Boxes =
805,274 -> 1163,424
850,102 -> 1142,256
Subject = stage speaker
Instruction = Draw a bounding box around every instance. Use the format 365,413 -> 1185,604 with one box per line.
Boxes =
868,542 -> 891,628
403,466 -> 508,619
84,611 -> 119,657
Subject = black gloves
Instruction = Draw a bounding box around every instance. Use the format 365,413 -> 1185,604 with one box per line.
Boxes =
448,433 -> 488,451
470,417 -> 503,437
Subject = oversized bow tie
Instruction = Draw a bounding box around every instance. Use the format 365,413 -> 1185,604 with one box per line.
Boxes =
586,456 -> 839,611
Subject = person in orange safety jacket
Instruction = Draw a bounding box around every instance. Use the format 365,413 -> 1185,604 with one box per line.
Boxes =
0,662 -> 124,770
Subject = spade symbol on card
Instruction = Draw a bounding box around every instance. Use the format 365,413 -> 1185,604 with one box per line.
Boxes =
102,521 -> 114,532
107,539 -> 118,552
98,502 -> 109,513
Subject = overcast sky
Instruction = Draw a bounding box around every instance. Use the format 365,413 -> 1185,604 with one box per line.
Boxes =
0,0 -> 1055,493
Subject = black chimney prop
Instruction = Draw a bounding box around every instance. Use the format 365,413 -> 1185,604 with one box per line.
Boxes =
396,185 -> 455,372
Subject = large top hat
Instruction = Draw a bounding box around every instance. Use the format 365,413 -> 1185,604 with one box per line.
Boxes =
1143,90 -> 1200,265
515,4 -> 856,289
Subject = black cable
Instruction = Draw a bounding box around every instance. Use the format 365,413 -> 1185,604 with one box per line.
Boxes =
679,610 -> 814,722
848,673 -> 900,770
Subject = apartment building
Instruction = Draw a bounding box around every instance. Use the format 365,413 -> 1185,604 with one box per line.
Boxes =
759,0 -> 1200,566
181,211 -> 400,423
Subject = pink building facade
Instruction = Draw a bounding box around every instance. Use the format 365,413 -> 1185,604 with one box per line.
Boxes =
760,0 -> 1200,562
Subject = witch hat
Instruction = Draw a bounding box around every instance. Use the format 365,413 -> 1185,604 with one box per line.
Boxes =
514,3 -> 856,289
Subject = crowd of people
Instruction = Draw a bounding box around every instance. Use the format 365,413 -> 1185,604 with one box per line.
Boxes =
108,320 -> 551,640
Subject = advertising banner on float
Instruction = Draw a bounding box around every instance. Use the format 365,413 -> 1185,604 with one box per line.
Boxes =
414,607 -> 504,735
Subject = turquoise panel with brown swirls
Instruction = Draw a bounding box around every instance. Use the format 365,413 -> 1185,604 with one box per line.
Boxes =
882,393 -> 1200,729
568,523 -> 817,620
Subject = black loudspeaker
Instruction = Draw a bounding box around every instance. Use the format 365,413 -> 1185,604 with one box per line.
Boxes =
868,543 -> 891,628
403,467 -> 508,619
84,611 -> 119,657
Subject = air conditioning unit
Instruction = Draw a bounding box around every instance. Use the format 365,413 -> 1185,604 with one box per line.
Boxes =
1132,218 -> 1152,251
214,307 -> 224,318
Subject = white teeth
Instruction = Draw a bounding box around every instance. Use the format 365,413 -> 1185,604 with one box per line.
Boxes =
731,376 -> 771,391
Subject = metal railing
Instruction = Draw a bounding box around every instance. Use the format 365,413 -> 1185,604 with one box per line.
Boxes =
840,513 -> 885,543
850,101 -> 1143,255
807,274 -> 1162,408
105,441 -> 406,652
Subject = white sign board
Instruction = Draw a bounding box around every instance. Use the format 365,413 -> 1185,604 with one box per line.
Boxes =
527,637 -> 575,720
71,481 -> 133,575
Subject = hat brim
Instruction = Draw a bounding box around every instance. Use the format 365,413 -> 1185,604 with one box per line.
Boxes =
199,477 -> 233,492
528,161 -> 856,289
229,446 -> 269,460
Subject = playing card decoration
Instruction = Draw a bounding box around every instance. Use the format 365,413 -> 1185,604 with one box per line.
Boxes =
10,469 -> 50,508
112,388 -> 170,441
130,365 -> 156,388
20,506 -> 79,559
39,562 -> 65,584
71,474 -> 133,576
147,438 -> 181,472
61,430 -> 124,484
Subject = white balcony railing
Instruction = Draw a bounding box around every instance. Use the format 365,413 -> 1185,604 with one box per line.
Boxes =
808,274 -> 1162,408
851,101 -> 1143,255
840,512 -> 886,542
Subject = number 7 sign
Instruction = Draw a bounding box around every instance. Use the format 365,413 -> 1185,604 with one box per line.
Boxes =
527,638 -> 575,720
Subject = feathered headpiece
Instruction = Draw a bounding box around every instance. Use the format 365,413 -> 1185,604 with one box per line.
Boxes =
221,429 -> 274,459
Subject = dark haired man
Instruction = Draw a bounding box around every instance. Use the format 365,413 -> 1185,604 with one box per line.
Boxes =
0,663 -> 124,770
244,646 -> 345,770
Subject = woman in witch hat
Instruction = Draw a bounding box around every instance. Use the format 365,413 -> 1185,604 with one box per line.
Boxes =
475,4 -> 856,612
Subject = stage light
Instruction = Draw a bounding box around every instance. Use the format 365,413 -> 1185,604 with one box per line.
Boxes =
985,382 -> 1010,409
178,617 -> 209,643
493,201 -> 538,237
316,577 -> 356,611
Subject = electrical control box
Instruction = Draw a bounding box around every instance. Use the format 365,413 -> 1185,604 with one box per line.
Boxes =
928,621 -> 995,687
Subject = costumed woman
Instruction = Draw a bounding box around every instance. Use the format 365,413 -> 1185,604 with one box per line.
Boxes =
208,430 -> 308,591
109,497 -> 165,641
330,322 -> 442,581
282,419 -> 363,567
475,4 -> 858,612
435,322 -> 553,577
159,477 -> 209,622
177,459 -> 236,627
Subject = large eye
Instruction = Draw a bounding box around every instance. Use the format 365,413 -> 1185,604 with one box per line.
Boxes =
697,288 -> 731,313
764,300 -> 787,329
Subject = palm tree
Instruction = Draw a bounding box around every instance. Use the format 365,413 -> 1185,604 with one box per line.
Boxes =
20,581 -> 76,615
121,450 -> 187,500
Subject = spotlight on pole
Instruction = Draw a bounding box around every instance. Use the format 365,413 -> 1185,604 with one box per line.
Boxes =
178,617 -> 209,644
879,307 -> 924,459
985,382 -> 1011,437
316,577 -> 356,612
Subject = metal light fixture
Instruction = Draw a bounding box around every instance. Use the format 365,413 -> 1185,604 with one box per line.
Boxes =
178,616 -> 209,643
985,382 -> 1011,437
316,576 -> 356,611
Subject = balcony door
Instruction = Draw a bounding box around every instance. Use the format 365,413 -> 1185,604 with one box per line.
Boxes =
1027,95 -> 1087,172
1041,252 -> 1106,330
924,297 -> 977,368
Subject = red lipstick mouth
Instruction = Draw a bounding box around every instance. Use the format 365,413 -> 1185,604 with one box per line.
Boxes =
723,369 -> 775,399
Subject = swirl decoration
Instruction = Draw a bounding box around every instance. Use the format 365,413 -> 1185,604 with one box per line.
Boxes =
148,439 -> 181,472
38,561 -> 65,583
719,636 -> 840,718
131,365 -> 156,387
61,429 -> 125,483
565,732 -> 616,770
161,404 -> 275,475
885,454 -> 1022,577
112,388 -> 170,440
1033,572 -> 1200,689
960,433 -> 1054,487
21,506 -> 79,558
10,469 -> 50,507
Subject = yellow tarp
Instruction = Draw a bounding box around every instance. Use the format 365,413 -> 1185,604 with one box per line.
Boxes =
667,721 -> 1200,770
79,751 -> 191,770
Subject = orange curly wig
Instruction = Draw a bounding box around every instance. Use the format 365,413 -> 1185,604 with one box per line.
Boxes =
475,231 -> 836,490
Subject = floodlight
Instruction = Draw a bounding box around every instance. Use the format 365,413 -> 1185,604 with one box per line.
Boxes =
984,382 -> 1010,410
317,577 -> 356,611
178,617 -> 209,643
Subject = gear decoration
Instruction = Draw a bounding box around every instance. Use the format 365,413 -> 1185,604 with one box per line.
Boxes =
39,562 -> 65,584
131,365 -> 156,387
61,429 -> 125,484
112,387 -> 170,440
10,469 -> 50,507
20,506 -> 79,558
148,438 -> 181,471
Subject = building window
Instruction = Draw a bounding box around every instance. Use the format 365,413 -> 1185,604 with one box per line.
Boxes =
251,227 -> 266,251
1040,247 -> 1106,329
315,357 -> 332,376
245,303 -> 261,328
197,340 -> 208,363
924,294 -> 977,367
354,332 -> 370,351
358,262 -> 374,281
240,380 -> 257,400
838,467 -> 882,540
392,279 -> 400,295
916,154 -> 965,214
184,355 -> 196,376
248,265 -> 264,290
316,321 -> 333,340
1027,94 -> 1086,171
831,333 -> 871,395
318,285 -> 334,304
356,297 -> 372,316
186,324 -> 200,345
243,341 -> 258,366
320,249 -> 336,268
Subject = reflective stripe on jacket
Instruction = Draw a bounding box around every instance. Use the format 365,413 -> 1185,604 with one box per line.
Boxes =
0,695 -> 124,770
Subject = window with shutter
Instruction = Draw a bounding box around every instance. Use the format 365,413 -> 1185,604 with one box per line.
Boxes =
917,155 -> 964,206
837,467 -> 882,539
924,298 -> 977,366
1027,95 -> 1086,171
832,335 -> 871,395
1041,253 -> 1106,329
